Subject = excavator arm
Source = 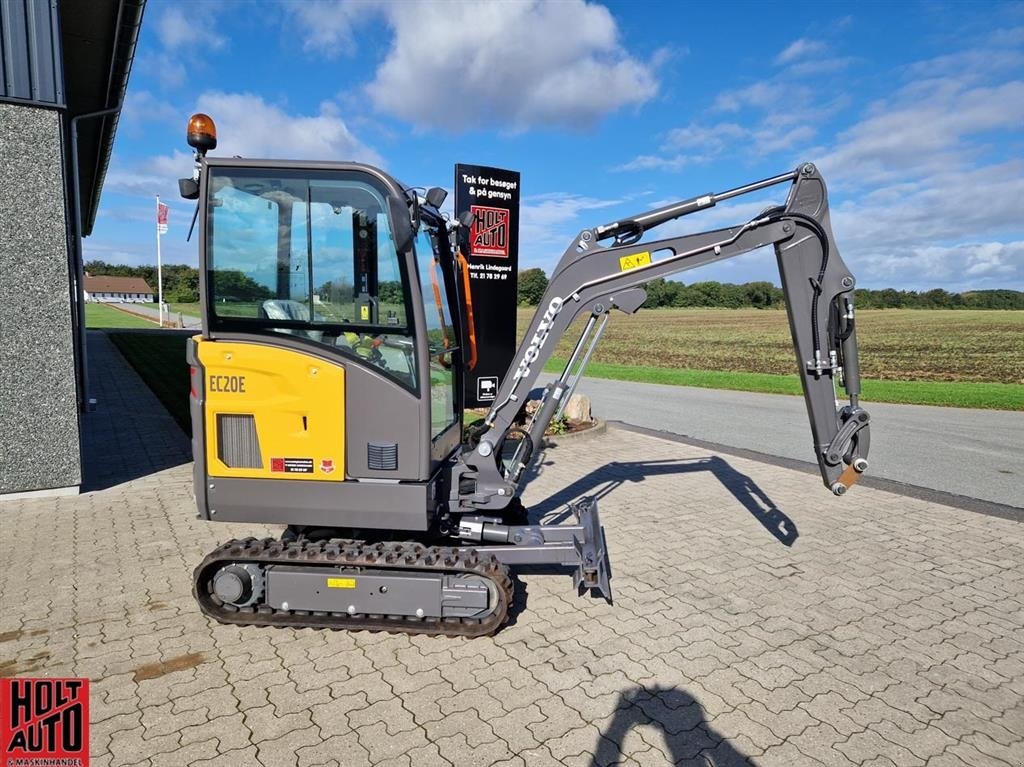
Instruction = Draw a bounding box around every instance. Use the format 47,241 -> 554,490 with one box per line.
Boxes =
451,163 -> 871,522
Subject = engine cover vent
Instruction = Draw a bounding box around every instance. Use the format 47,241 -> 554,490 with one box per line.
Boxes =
217,414 -> 262,469
367,442 -> 398,471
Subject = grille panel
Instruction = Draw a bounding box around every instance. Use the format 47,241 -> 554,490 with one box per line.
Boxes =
368,442 -> 398,471
217,414 -> 263,469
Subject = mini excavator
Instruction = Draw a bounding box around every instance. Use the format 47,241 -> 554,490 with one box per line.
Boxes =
180,113 -> 871,637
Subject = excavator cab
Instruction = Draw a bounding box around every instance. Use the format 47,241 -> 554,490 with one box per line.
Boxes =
186,156 -> 467,532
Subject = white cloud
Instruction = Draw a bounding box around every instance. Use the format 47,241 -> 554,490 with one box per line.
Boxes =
775,38 -> 827,66
519,192 -> 623,265
713,81 -> 794,112
615,114 -> 820,171
784,56 -> 856,78
817,79 -> 1024,186
614,154 -> 708,172
136,6 -> 227,91
665,122 -> 746,151
288,0 -> 659,131
523,192 -> 620,229
831,160 -> 1024,248
103,94 -> 382,214
102,150 -> 193,199
120,90 -> 180,128
195,92 -> 383,165
856,241 -> 1024,288
285,0 -> 366,57
615,27 -> 1024,289
155,6 -> 227,52
903,46 -> 1024,82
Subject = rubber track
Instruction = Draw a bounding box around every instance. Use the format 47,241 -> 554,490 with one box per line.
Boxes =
193,537 -> 513,638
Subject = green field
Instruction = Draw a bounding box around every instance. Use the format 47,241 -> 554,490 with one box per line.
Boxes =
523,308 -> 1024,410
85,303 -> 158,329
106,308 -> 1024,415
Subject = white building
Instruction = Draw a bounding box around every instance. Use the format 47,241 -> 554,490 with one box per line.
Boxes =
83,274 -> 154,303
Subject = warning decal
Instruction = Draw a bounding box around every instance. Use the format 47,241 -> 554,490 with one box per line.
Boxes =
619,251 -> 652,272
327,577 -> 356,589
270,457 -> 314,474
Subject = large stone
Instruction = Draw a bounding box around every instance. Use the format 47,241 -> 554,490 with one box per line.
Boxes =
562,393 -> 592,423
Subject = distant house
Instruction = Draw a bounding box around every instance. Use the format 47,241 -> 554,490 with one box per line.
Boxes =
83,274 -> 154,303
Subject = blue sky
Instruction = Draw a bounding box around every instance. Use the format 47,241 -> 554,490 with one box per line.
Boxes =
91,0 -> 1024,291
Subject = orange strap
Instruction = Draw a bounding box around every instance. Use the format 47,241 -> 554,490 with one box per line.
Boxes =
456,249 -> 478,370
429,259 -> 452,368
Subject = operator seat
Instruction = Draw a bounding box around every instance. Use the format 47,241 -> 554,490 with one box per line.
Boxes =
259,300 -> 324,342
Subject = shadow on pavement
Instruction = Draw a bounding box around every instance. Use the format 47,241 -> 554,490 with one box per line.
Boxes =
592,685 -> 757,766
80,332 -> 192,492
531,456 -> 798,546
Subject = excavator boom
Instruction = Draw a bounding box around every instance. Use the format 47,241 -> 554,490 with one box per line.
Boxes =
451,163 -> 871,520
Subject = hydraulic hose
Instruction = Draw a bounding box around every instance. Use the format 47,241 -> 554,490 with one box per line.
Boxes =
772,211 -> 831,357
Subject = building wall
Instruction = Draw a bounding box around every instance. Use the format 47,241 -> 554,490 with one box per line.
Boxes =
86,292 -> 153,303
0,0 -> 64,107
0,101 -> 82,494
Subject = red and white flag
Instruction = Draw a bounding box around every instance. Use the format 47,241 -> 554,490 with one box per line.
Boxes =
157,201 -> 169,235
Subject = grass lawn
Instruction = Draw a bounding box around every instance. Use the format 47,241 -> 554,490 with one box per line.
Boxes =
543,358 -> 1023,410
85,303 -> 158,329
525,307 -> 1023,410
521,307 -> 1024,384
106,309 -> 1023,419
107,333 -> 192,435
168,302 -> 201,318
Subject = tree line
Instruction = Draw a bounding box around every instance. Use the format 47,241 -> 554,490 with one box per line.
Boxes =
516,267 -> 1024,310
84,262 -> 1024,310
86,260 -> 314,303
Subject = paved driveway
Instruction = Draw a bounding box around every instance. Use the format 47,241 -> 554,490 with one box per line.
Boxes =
540,374 -> 1024,510
2,413 -> 1022,765
114,301 -> 202,329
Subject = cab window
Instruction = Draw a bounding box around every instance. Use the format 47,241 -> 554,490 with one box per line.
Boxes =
206,167 -> 417,389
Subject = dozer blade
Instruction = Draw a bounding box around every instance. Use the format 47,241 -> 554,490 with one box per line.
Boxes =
472,498 -> 614,604
572,499 -> 612,603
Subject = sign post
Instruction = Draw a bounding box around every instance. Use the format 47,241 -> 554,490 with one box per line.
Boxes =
454,164 -> 521,408
156,197 -> 169,326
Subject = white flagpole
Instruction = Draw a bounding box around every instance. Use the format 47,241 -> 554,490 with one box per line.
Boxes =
156,195 -> 164,327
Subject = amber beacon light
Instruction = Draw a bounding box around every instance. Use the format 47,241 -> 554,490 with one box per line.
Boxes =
187,113 -> 218,155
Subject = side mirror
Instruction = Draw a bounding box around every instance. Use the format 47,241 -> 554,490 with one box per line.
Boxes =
179,177 -> 199,200
425,187 -> 447,208
457,210 -> 475,228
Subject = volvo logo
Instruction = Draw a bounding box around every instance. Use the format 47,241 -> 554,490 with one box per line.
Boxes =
513,297 -> 563,382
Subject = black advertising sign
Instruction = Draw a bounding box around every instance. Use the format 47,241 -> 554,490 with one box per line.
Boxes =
455,164 -> 521,408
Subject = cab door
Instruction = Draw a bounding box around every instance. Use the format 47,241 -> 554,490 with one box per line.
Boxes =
412,222 -> 464,470
199,162 -> 431,482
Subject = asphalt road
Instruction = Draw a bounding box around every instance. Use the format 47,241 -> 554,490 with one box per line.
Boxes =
543,374 -> 1024,509
117,302 -> 202,329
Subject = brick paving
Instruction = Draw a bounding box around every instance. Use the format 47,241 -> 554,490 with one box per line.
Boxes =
80,331 -> 193,490
0,332 -> 1022,766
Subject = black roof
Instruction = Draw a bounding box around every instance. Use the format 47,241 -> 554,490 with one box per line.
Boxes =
61,0 -> 145,235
